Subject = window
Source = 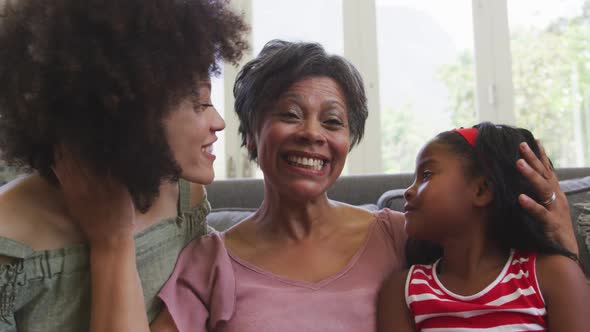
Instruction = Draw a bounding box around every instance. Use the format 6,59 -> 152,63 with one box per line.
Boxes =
217,0 -> 589,178
376,0 -> 476,173
251,0 -> 344,55
508,0 -> 590,167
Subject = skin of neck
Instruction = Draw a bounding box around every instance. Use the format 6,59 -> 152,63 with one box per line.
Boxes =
437,209 -> 508,280
133,180 -> 179,226
253,182 -> 341,242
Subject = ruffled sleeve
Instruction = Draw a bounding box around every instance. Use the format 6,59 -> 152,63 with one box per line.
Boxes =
158,232 -> 235,332
375,208 -> 407,264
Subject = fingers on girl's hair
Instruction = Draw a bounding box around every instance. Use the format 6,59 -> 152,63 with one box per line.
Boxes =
519,142 -> 547,175
517,159 -> 552,195
517,158 -> 540,182
519,194 -> 549,221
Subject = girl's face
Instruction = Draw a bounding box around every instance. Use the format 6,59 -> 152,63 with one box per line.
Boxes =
163,80 -> 225,185
252,76 -> 351,201
403,141 -> 481,241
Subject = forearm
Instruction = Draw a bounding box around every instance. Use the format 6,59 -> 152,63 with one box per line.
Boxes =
88,237 -> 150,332
552,194 -> 579,257
556,230 -> 579,258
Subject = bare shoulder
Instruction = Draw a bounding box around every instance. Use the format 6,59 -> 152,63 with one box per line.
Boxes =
536,254 -> 587,289
336,202 -> 375,219
0,175 -> 39,238
325,203 -> 379,238
329,204 -> 406,243
0,175 -> 42,260
536,254 -> 590,331
0,174 -> 82,251
189,182 -> 206,208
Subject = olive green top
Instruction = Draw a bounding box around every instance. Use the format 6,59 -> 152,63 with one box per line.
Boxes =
0,180 -> 210,331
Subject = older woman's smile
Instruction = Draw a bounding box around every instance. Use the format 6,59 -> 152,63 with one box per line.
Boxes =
283,152 -> 329,172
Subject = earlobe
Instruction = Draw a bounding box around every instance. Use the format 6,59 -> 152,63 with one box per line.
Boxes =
473,178 -> 494,207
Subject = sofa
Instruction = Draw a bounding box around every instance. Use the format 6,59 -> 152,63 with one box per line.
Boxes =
1,166 -> 588,275
206,167 -> 590,277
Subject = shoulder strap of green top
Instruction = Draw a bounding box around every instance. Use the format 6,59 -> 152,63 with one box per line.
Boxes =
178,179 -> 192,215
0,236 -> 34,259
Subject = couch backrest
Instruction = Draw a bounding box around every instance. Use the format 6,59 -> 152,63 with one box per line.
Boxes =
206,168 -> 590,209
206,168 -> 590,277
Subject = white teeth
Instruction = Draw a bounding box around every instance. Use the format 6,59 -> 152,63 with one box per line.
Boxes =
202,145 -> 213,153
286,155 -> 325,170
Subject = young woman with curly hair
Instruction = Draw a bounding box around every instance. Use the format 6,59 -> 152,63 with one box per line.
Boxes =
0,0 -> 247,330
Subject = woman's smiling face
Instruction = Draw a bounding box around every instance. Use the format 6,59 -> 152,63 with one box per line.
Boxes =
253,76 -> 351,200
163,80 -> 225,185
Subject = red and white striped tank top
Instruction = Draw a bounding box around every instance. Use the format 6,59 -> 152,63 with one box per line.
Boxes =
405,250 -> 547,331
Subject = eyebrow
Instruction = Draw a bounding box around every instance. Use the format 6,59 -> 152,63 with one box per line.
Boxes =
280,93 -> 346,109
417,157 -> 438,170
322,99 -> 346,110
281,92 -> 302,102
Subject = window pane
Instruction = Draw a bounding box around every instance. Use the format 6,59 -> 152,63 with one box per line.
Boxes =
252,0 -> 344,55
508,0 -> 590,167
376,0 -> 476,173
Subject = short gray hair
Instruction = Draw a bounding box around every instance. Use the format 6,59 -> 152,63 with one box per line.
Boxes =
233,40 -> 368,161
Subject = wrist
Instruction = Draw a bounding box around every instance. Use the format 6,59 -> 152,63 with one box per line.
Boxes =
88,233 -> 136,257
555,229 -> 579,257
562,237 -> 580,257
89,238 -> 137,276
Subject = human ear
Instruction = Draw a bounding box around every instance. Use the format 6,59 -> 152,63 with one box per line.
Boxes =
473,177 -> 494,207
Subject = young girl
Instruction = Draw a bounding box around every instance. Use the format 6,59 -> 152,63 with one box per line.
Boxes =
378,122 -> 589,331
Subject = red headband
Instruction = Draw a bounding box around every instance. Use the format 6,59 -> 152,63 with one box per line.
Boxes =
453,127 -> 478,147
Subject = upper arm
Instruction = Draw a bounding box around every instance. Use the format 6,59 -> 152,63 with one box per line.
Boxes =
150,306 -> 207,332
377,270 -> 415,332
150,307 -> 181,332
537,254 -> 590,332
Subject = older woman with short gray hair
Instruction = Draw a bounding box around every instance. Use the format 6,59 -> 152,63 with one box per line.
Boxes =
159,40 -> 407,331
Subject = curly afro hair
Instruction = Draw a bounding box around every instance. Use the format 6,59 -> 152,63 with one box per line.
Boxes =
0,0 -> 248,211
